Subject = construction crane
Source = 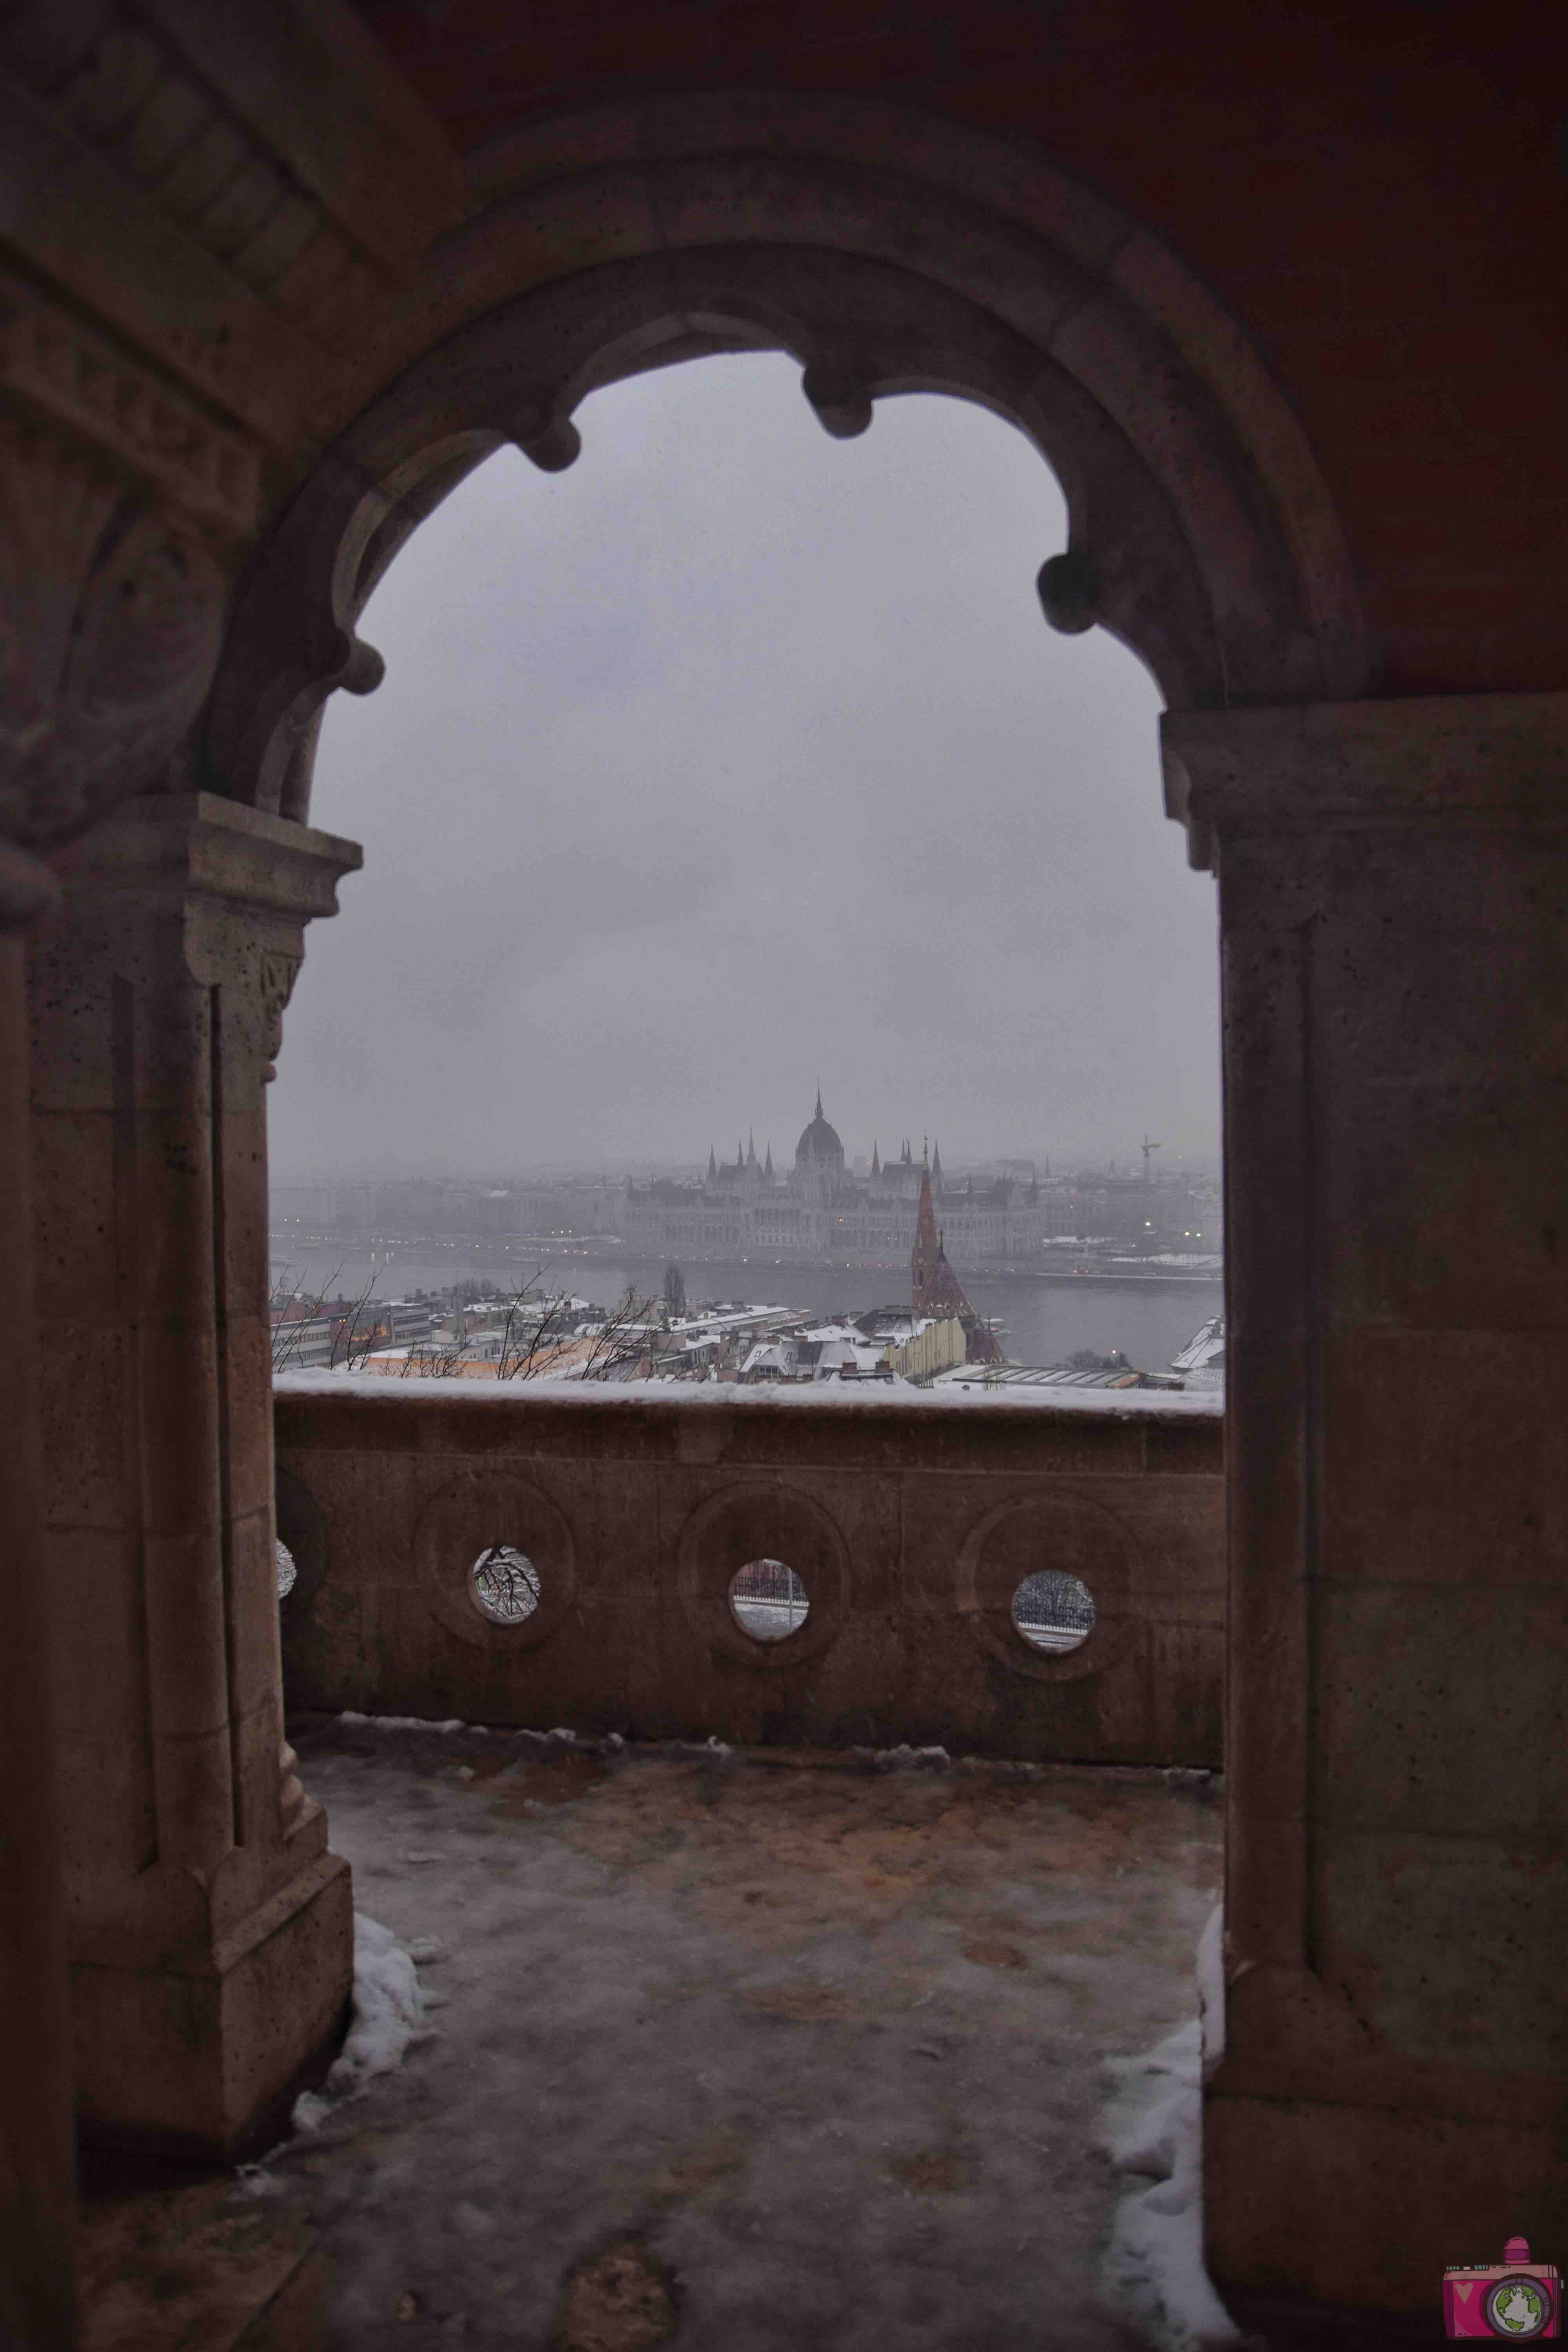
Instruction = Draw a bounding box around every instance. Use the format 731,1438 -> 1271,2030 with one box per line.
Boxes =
1140,1135 -> 1162,1183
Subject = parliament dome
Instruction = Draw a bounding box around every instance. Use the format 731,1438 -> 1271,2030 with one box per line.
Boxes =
795,1090 -> 844,1168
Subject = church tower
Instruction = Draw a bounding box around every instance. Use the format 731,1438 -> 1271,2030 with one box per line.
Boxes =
911,1168 -> 1004,1364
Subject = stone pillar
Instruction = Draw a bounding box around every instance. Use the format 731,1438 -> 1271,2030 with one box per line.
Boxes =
0,361 -> 233,2339
1165,694 -> 1568,2313
0,844 -> 76,2349
29,791 -> 362,2157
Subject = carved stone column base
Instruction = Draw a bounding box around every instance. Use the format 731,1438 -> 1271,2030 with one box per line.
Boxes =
1207,2085 -> 1558,2313
73,1851 -> 352,2159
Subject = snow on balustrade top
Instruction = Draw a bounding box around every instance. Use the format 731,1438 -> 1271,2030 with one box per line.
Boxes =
273,1370 -> 1222,1418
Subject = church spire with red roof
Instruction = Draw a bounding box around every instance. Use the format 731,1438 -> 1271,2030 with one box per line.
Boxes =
911,1167 -> 1004,1364
911,1165 -> 942,1303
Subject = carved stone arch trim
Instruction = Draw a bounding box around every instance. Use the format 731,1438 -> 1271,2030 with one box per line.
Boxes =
203,93 -> 1368,820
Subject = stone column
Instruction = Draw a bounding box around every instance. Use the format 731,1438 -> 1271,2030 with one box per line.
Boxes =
1165,694 -> 1568,2312
0,333 -> 247,2337
29,791 -> 362,2157
0,843 -> 76,2349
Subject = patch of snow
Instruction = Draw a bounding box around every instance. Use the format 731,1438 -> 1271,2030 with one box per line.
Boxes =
1100,1915 -> 1241,2351
866,1743 -> 951,1771
329,1713 -> 642,1759
336,1710 -> 468,1733
288,1913 -> 431,2138
276,1367 -> 1221,1417
232,2161 -> 286,2199
328,1913 -> 430,2092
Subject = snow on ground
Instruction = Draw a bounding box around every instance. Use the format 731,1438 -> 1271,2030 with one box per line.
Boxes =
1101,1904 -> 1240,2352
319,1714 -> 1220,1794
337,1712 -> 470,1734
276,1368 -> 1223,1415
291,1913 -> 431,2134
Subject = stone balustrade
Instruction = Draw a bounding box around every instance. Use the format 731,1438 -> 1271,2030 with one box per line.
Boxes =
274,1378 -> 1225,1765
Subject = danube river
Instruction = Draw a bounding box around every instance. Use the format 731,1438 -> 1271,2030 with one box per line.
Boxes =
270,1238 -> 1222,1375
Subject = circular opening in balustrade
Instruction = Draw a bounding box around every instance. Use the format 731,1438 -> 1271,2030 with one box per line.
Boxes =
275,1538 -> 298,1601
728,1557 -> 810,1643
1011,1570 -> 1095,1655
470,1544 -> 541,1625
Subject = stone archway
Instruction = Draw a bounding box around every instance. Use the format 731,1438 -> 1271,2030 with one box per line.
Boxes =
8,35 -> 1565,2330
202,91 -> 1368,824
196,113 -> 1568,2317
192,83 -> 1380,2267
186,90 -> 1383,2287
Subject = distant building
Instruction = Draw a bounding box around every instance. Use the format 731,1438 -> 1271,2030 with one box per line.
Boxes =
909,1168 -> 1005,1364
1170,1314 -> 1226,1389
879,1315 -> 966,1382
621,1093 -> 1055,1266
274,1106 -> 1219,1265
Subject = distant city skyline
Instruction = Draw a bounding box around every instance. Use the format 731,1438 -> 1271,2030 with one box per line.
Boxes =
615,1095 -> 1191,1270
269,356 -> 1221,1182
273,1136 -> 1223,1186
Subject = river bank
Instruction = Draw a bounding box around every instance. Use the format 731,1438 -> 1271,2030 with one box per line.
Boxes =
269,1238 -> 1224,1374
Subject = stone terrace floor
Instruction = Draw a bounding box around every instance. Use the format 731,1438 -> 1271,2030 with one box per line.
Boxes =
85,1723 -> 1234,2351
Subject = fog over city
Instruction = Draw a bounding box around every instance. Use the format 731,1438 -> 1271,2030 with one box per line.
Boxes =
270,354 -> 1221,1182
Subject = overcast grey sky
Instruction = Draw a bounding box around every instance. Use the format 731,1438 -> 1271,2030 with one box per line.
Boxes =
270,354 -> 1220,1181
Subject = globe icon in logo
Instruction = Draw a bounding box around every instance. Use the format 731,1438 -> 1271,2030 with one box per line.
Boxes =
1486,2274 -> 1551,2338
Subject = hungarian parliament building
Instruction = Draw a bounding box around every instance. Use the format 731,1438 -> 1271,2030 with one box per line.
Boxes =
622,1093 -> 1083,1266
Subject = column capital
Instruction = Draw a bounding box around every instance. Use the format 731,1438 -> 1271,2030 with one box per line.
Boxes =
1163,690 -> 1568,870
42,793 -> 361,1083
47,790 -> 361,922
